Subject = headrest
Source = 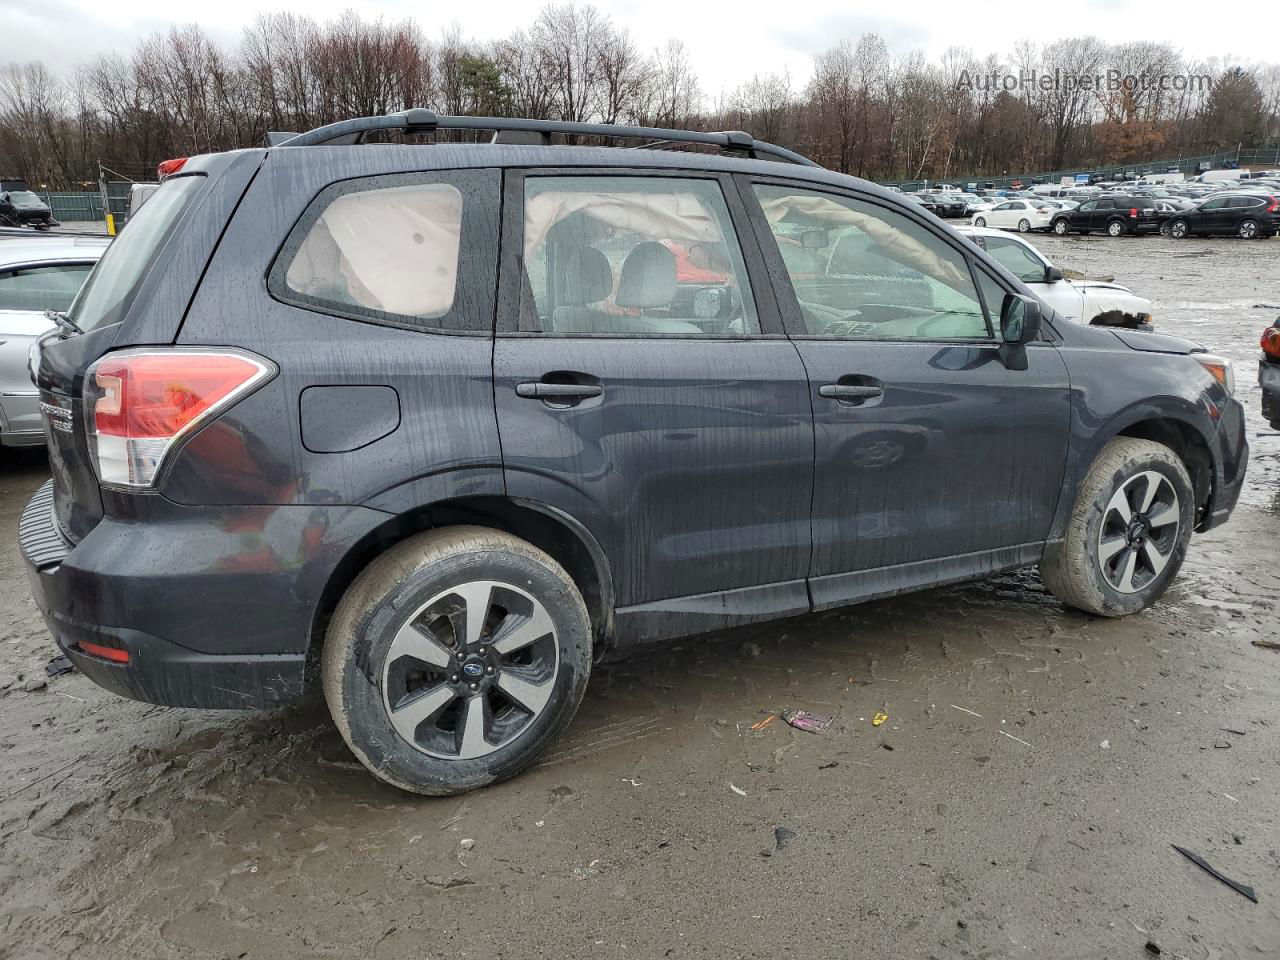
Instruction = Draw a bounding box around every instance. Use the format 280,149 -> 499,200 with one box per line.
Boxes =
616,242 -> 676,309
561,246 -> 613,306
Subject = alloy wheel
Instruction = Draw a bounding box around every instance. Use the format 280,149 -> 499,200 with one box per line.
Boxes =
1054,220 -> 1068,235
1018,218 -> 1031,232
1171,221 -> 1187,238
1097,471 -> 1180,595
1108,221 -> 1123,237
974,217 -> 986,227
1240,220 -> 1258,239
381,580 -> 559,759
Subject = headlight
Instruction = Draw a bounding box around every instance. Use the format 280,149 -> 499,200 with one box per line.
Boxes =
1195,355 -> 1235,395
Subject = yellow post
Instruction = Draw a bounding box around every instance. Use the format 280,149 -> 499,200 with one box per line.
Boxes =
105,212 -> 116,237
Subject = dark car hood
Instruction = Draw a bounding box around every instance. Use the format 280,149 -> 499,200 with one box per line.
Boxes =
1111,330 -> 1204,354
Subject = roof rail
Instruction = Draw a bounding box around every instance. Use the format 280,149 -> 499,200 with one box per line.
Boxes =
274,109 -> 818,167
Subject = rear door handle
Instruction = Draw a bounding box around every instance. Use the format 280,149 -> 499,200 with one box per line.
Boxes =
515,382 -> 603,400
818,384 -> 883,401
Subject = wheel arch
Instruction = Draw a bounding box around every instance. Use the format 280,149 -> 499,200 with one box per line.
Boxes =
307,495 -> 616,677
1087,407 -> 1215,527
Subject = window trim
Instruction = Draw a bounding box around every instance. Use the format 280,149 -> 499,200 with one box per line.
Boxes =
267,168 -> 498,336
739,174 -> 999,343
495,167 -> 788,339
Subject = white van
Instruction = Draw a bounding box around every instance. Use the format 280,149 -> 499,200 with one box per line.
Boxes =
1198,169 -> 1246,183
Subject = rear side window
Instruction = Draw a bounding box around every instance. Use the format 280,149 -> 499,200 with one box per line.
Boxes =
0,263 -> 94,312
69,175 -> 203,332
519,175 -> 760,337
273,170 -> 496,333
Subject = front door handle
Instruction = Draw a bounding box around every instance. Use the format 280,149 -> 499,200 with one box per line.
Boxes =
818,383 -> 883,401
515,382 -> 603,400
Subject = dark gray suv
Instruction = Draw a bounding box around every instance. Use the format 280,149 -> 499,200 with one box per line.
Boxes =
22,111 -> 1247,795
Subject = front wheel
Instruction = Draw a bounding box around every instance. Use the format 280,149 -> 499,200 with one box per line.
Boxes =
1239,218 -> 1259,240
1018,218 -> 1031,233
1106,219 -> 1126,237
322,526 -> 592,795
1053,219 -> 1070,235
1040,437 -> 1194,617
974,216 -> 986,227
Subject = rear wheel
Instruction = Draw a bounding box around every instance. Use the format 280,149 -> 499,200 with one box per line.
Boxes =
1040,438 -> 1194,617
1017,218 -> 1031,233
322,526 -> 592,795
1159,221 -> 1172,237
1239,218 -> 1259,240
1106,219 -> 1126,237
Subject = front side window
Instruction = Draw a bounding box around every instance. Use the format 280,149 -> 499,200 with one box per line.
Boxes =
283,181 -> 463,325
985,238 -> 1048,283
0,263 -> 94,312
753,183 -> 990,340
521,176 -> 759,336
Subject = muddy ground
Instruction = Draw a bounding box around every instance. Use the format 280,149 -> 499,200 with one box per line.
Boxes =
1,235 -> 1278,960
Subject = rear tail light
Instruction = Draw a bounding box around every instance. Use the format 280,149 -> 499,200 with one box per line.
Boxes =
1129,207 -> 1138,218
157,157 -> 188,178
80,641 -> 130,663
1266,197 -> 1278,213
84,349 -> 275,489
1262,325 -> 1280,360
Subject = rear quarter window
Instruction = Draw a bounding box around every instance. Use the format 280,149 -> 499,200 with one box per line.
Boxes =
270,169 -> 498,334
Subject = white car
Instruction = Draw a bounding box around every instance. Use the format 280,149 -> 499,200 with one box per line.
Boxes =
971,199 -> 1053,233
955,226 -> 1153,327
0,234 -> 110,445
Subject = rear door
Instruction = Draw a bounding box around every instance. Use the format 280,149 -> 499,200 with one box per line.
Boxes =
493,169 -> 814,628
1091,198 -> 1115,230
740,177 -> 1071,605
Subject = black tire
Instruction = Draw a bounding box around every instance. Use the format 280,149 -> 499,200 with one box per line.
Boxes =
1238,218 -> 1259,240
1170,219 -> 1188,239
1052,218 -> 1070,235
1017,218 -> 1031,233
1040,438 -> 1194,617
1106,219 -> 1126,237
1159,221 -> 1171,237
322,526 -> 592,795
974,216 -> 986,227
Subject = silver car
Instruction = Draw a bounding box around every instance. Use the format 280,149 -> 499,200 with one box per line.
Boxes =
0,233 -> 109,446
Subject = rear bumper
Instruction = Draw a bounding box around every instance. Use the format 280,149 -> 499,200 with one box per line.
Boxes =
1261,359 -> 1280,429
20,481 -> 389,709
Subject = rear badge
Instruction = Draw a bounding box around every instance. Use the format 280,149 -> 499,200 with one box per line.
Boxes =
39,400 -> 73,433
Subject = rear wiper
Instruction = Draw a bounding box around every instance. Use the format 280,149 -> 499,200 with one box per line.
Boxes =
45,309 -> 83,337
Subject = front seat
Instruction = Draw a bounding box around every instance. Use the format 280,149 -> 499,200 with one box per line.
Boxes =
550,246 -> 614,333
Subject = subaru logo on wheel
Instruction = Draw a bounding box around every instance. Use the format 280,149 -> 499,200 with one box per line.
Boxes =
461,662 -> 485,678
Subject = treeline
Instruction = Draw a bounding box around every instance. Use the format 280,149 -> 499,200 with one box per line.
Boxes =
2,6 -> 1279,189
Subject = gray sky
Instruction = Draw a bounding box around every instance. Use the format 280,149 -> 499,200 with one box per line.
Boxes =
1,0 -> 1268,96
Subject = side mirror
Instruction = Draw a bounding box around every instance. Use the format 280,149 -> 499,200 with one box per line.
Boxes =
1045,266 -> 1065,282
1000,293 -> 1042,346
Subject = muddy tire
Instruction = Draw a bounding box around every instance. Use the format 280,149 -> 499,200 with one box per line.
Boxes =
1040,438 -> 1194,617
322,526 -> 591,795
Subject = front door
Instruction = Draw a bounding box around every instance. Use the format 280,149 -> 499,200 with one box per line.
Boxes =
741,178 -> 1071,607
493,170 -> 814,634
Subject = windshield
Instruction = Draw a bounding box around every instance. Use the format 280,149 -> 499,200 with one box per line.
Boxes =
8,191 -> 45,209
68,175 -> 203,332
